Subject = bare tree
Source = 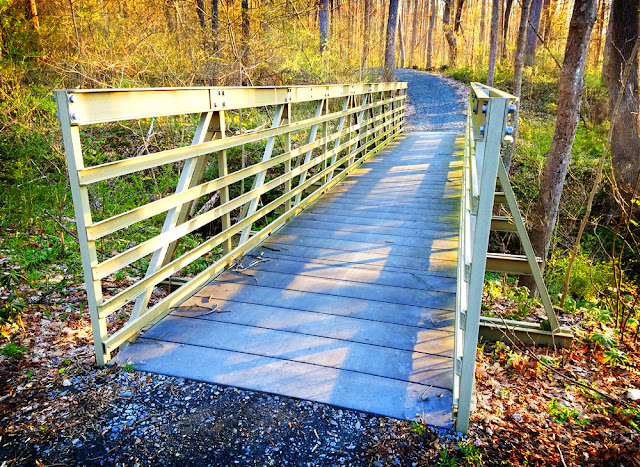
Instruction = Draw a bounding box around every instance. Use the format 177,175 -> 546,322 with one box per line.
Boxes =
362,0 -> 372,68
604,0 -> 640,208
398,2 -> 406,68
524,0 -> 544,66
454,0 -> 465,34
426,0 -> 436,69
211,0 -> 219,50
319,0 -> 329,52
408,0 -> 419,68
480,0 -> 487,46
28,0 -> 39,31
443,0 -> 457,66
501,0 -> 513,60
384,0 -> 400,81
196,0 -> 206,28
527,0 -> 598,276
486,0 -> 500,85
503,0 -> 532,172
241,0 -> 249,84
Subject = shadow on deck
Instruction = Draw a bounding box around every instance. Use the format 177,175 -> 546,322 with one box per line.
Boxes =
116,132 -> 462,429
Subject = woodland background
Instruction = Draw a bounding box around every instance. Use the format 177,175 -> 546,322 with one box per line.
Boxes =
1,0 -> 640,465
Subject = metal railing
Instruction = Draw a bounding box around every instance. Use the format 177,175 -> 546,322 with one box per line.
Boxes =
454,83 -> 571,433
56,83 -> 407,366
454,83 -> 515,433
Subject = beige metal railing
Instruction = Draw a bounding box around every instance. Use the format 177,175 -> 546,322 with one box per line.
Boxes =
454,83 -> 570,433
56,83 -> 407,365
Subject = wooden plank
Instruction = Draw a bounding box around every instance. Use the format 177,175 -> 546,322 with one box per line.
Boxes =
306,206 -> 459,224
187,282 -> 454,328
211,270 -> 456,311
114,340 -> 453,427
276,225 -> 458,249
311,198 -> 459,215
254,244 -> 457,276
263,234 -> 458,260
317,186 -> 461,200
313,191 -> 461,204
287,217 -> 457,239
254,249 -> 456,278
143,314 -> 454,377
289,212 -> 455,230
238,255 -> 457,293
334,175 -> 461,185
175,296 -> 453,335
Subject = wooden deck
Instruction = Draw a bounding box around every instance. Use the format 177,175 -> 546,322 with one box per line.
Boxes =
116,131 -> 462,428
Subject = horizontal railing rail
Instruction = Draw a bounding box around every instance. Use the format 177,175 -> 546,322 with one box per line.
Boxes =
56,83 -> 407,365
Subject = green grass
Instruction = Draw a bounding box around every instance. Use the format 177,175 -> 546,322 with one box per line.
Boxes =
0,342 -> 27,358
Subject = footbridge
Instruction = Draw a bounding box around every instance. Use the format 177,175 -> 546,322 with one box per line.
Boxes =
56,81 -> 570,433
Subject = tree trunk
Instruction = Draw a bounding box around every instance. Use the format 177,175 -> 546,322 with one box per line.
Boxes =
527,0 -> 597,273
363,0 -> 372,69
398,3 -> 406,68
503,0 -> 532,172
606,0 -> 640,207
480,0 -> 487,46
486,0 -> 500,85
443,0 -> 457,67
501,0 -> 513,60
409,0 -> 419,68
164,0 -> 176,32
196,0 -> 206,28
540,0 -> 552,46
384,0 -> 400,81
427,0 -> 436,69
241,0 -> 249,84
380,0 -> 388,64
592,0 -> 605,68
601,2 -> 613,82
211,0 -> 219,47
210,0 -> 219,85
29,0 -> 39,31
68,0 -> 82,58
454,0 -> 465,33
319,0 -> 329,52
524,0 -> 543,66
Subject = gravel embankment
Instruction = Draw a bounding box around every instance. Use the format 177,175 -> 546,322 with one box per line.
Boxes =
395,68 -> 468,132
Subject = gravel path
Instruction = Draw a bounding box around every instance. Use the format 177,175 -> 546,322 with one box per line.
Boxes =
1,370 -> 463,466
395,69 -> 468,132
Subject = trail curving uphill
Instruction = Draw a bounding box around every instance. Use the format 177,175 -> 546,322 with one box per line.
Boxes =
395,68 -> 468,133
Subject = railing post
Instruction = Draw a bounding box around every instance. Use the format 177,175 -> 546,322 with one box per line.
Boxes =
55,91 -> 108,365
284,102 -> 293,212
215,110 -> 232,255
456,93 -> 510,433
